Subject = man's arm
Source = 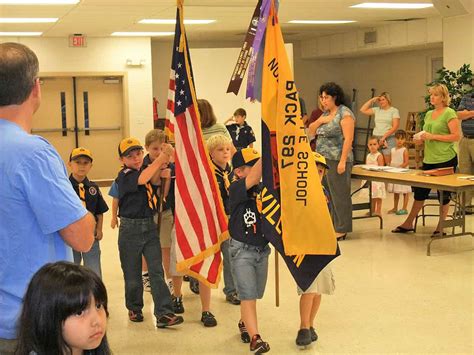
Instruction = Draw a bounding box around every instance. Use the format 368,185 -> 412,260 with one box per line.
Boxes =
457,110 -> 474,120
59,212 -> 95,252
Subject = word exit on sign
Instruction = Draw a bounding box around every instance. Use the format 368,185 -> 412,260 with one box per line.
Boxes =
69,34 -> 87,48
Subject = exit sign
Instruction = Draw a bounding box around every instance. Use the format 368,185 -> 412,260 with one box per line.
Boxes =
69,34 -> 87,47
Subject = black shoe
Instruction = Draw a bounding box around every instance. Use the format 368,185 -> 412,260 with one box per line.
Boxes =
336,233 -> 347,241
295,328 -> 311,346
250,334 -> 270,354
200,311 -> 217,327
225,292 -> 241,305
238,320 -> 250,343
309,327 -> 318,342
128,310 -> 144,322
189,277 -> 200,294
172,295 -> 184,314
183,275 -> 190,282
156,313 -> 184,328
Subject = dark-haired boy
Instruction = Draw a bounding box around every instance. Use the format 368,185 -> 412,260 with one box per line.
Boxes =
228,148 -> 270,353
68,147 -> 109,278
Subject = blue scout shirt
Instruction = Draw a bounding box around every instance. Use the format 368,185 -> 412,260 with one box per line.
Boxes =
0,119 -> 87,339
226,122 -> 256,149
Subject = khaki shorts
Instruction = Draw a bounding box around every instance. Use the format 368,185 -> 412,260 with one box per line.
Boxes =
169,224 -> 184,277
297,264 -> 335,295
153,209 -> 173,248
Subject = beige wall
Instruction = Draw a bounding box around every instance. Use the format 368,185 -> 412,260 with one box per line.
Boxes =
442,13 -> 474,70
1,37 -> 154,141
294,46 -> 444,130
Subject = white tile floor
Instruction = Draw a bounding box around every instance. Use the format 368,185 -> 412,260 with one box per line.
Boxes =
98,185 -> 473,354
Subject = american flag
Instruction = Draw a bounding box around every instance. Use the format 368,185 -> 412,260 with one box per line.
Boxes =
167,5 -> 228,288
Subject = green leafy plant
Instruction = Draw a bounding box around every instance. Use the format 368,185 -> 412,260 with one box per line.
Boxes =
420,64 -> 473,128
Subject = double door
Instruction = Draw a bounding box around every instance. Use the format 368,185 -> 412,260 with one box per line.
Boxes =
32,76 -> 124,180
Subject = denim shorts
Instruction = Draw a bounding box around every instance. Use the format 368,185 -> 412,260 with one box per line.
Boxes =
375,135 -> 396,156
229,238 -> 271,300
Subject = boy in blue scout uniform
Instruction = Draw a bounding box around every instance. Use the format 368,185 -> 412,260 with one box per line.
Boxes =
224,108 -> 256,149
68,147 -> 109,278
207,134 -> 240,306
115,137 -> 183,328
228,148 -> 270,354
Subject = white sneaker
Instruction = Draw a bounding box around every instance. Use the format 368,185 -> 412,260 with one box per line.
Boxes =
142,274 -> 151,292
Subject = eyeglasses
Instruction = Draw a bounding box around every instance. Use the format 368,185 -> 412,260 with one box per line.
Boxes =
319,95 -> 332,101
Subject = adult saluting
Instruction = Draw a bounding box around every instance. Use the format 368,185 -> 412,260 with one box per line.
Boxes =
360,92 -> 400,165
0,43 -> 95,353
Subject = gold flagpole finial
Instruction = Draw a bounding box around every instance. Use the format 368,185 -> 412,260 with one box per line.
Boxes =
177,0 -> 184,7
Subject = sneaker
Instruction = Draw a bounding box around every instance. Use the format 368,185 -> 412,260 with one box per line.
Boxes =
225,292 -> 241,305
200,311 -> 217,327
295,328 -> 311,347
172,295 -> 185,314
189,277 -> 200,294
250,334 -> 270,354
396,209 -> 408,215
238,320 -> 250,343
168,280 -> 174,294
309,327 -> 318,342
142,273 -> 151,292
128,310 -> 144,322
156,313 -> 184,328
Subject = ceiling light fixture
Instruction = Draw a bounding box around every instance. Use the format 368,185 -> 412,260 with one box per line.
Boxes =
350,2 -> 434,9
139,19 -> 215,25
288,20 -> 356,24
111,32 -> 174,37
0,32 -> 42,36
0,0 -> 79,4
0,18 -> 58,23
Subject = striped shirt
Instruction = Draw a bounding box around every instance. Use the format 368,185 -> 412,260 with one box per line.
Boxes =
458,92 -> 474,136
202,123 -> 232,142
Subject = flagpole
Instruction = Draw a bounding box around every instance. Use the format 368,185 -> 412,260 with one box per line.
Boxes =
275,249 -> 279,307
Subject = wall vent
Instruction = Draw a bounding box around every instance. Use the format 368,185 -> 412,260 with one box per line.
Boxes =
364,31 -> 377,44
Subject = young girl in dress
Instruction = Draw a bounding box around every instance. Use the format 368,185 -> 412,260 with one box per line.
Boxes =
16,261 -> 111,355
387,130 -> 411,215
366,136 -> 386,215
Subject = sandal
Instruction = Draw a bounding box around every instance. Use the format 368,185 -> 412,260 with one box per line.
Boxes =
391,226 -> 415,233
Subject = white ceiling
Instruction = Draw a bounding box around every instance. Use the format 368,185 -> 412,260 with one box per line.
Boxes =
0,0 -> 442,41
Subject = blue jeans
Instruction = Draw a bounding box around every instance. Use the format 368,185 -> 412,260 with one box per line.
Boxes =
73,239 -> 102,278
229,238 -> 270,300
221,239 -> 237,296
118,217 -> 173,317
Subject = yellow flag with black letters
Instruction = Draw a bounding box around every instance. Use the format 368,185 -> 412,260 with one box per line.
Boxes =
261,1 -> 337,256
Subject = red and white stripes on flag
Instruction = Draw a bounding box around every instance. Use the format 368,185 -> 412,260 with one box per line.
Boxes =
167,4 -> 228,288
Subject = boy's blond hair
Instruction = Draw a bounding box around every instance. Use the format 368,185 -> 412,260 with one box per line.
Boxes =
145,129 -> 166,147
207,134 -> 232,153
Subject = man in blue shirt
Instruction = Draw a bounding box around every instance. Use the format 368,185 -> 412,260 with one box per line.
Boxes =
457,84 -> 474,213
0,42 -> 95,353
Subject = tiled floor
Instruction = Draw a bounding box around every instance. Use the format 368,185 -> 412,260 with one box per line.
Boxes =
98,186 -> 473,354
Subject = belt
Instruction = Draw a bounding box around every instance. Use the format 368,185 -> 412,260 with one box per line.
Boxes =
463,134 -> 474,139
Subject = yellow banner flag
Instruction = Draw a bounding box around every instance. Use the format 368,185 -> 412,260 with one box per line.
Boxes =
261,2 -> 337,255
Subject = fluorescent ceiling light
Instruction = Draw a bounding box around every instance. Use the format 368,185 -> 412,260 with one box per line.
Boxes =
350,2 -> 434,9
111,32 -> 174,37
139,19 -> 215,25
0,18 -> 58,23
289,20 -> 356,24
0,32 -> 42,36
0,0 -> 79,4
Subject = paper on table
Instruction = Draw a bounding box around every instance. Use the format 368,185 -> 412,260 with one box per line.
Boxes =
413,130 -> 426,140
457,175 -> 474,180
356,165 -> 410,173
